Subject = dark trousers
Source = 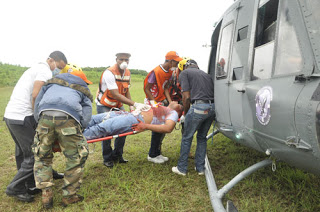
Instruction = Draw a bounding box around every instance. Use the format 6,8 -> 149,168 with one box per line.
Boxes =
148,100 -> 168,158
148,132 -> 165,158
5,116 -> 37,194
96,104 -> 126,162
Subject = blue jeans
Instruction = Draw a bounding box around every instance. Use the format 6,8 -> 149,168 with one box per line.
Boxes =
95,105 -> 129,162
83,110 -> 143,140
177,103 -> 215,173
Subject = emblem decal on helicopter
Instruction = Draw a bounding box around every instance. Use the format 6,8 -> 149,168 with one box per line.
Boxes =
255,86 -> 272,125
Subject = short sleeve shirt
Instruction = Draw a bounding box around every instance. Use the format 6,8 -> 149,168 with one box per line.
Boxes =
179,67 -> 214,101
151,108 -> 179,125
4,62 -> 52,120
147,71 -> 156,84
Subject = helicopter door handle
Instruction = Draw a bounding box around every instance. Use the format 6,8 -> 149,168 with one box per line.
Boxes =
237,89 -> 245,93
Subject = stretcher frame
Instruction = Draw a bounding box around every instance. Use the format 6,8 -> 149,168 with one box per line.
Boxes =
86,131 -> 138,143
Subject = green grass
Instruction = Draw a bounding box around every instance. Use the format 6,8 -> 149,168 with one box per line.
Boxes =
0,81 -> 320,211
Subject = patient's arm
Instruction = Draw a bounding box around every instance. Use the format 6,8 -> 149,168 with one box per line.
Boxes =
132,119 -> 176,134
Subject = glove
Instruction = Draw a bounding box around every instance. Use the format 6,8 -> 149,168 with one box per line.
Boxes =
180,115 -> 185,124
133,102 -> 151,111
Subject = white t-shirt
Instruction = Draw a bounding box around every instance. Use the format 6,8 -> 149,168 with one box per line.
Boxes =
4,62 -> 52,120
97,69 -> 119,106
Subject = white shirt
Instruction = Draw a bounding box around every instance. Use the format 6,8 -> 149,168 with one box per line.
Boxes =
97,69 -> 119,106
4,62 -> 53,120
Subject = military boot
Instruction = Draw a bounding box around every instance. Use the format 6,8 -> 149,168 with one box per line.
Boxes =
61,194 -> 84,207
42,187 -> 53,209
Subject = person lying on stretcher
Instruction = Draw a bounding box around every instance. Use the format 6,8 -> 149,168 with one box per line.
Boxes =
83,102 -> 183,140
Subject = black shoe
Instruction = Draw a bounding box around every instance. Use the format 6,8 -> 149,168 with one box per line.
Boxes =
6,190 -> 34,202
118,156 -> 128,164
53,170 -> 64,180
27,187 -> 42,195
103,161 -> 114,168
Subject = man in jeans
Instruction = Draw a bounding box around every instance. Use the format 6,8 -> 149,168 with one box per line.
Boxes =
172,59 -> 215,176
83,102 -> 182,140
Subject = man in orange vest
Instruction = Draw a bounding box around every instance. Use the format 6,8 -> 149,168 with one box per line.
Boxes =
144,51 -> 183,164
97,52 -> 149,168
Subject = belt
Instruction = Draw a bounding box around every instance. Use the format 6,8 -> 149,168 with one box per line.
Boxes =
192,100 -> 214,104
41,114 -> 69,120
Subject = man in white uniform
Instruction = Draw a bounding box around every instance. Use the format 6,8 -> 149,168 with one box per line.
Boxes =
4,51 -> 67,202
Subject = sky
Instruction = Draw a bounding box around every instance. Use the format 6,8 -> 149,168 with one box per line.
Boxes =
0,0 -> 235,72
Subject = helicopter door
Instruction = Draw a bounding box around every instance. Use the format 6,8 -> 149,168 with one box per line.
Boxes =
214,2 -> 240,126
228,1 -> 256,128
243,0 -> 309,150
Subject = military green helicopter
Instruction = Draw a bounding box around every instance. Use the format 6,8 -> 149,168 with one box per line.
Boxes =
205,0 -> 320,211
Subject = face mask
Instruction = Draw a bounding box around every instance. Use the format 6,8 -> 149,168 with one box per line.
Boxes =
52,68 -> 61,76
51,61 -> 60,76
120,62 -> 128,70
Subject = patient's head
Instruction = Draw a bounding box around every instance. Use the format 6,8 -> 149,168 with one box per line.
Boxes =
168,101 -> 183,117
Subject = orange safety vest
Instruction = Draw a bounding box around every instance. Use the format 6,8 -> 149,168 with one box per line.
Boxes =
98,64 -> 130,108
144,65 -> 173,102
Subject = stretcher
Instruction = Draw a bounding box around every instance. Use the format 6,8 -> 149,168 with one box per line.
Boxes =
86,131 -> 138,143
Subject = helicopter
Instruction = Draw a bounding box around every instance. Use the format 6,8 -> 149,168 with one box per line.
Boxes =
204,0 -> 320,211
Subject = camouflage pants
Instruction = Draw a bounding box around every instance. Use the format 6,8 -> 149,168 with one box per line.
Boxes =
32,116 -> 89,197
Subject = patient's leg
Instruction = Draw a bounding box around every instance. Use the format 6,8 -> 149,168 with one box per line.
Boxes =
83,114 -> 139,140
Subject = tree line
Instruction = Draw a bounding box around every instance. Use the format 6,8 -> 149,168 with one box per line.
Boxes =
0,62 -> 148,86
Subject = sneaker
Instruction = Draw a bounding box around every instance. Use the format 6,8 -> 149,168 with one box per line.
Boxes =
195,167 -> 205,175
172,167 -> 186,176
61,194 -> 84,207
42,187 -> 53,209
147,155 -> 165,164
158,155 -> 169,162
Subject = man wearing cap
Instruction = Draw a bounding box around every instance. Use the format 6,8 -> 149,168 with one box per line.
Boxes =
97,53 -> 149,168
33,71 -> 93,208
172,59 -> 215,176
143,51 -> 183,164
4,51 -> 67,203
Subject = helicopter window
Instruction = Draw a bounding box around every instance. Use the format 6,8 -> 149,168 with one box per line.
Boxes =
253,41 -> 274,80
255,0 -> 279,47
252,0 -> 279,80
274,0 -> 302,76
237,26 -> 248,42
232,67 -> 243,81
216,23 -> 234,79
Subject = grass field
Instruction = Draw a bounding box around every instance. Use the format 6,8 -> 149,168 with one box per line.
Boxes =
0,78 -> 320,212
